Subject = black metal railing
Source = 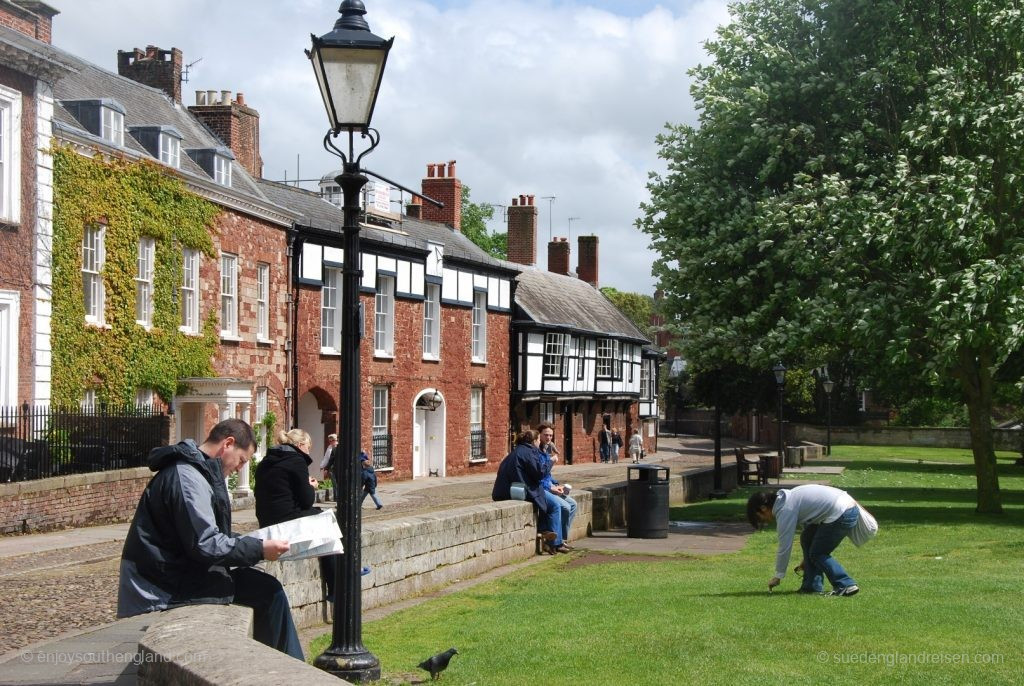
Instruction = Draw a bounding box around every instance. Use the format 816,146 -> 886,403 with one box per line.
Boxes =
0,403 -> 169,483
371,432 -> 392,469
470,429 -> 486,460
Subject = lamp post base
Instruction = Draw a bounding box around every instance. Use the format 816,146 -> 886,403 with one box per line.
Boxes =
313,648 -> 381,683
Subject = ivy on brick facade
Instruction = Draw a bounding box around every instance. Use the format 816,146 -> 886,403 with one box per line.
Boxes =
51,146 -> 221,405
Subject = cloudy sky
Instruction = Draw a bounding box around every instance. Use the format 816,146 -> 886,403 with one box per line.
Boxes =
48,0 -> 731,295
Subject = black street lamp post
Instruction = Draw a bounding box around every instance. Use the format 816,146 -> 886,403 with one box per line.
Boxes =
772,362 -> 786,484
307,2 -> 392,681
822,377 -> 834,456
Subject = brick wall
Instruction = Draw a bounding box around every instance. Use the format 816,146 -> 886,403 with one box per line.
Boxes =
547,237 -> 570,275
420,162 -> 461,230
507,195 -> 537,266
295,287 -> 512,480
0,467 -> 151,534
577,234 -> 599,288
188,94 -> 263,179
0,3 -> 53,43
0,64 -> 38,405
199,211 -> 290,424
116,46 -> 182,103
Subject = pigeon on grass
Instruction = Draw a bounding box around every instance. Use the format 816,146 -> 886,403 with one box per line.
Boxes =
418,647 -> 458,680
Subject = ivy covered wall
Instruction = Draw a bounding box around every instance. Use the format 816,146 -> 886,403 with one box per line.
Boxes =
51,147 -> 221,406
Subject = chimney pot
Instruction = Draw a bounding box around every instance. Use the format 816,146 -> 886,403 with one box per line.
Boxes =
145,45 -> 159,58
196,90 -> 206,106
206,90 -> 218,105
528,194 -> 535,206
420,158 -> 462,231
221,90 -> 231,105
427,164 -> 435,178
236,92 -> 245,106
512,198 -> 518,206
448,161 -> 456,177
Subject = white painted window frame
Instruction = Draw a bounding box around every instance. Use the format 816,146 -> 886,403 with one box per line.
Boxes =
256,262 -> 270,341
374,274 -> 394,357
135,237 -> 155,327
180,248 -> 200,334
101,106 -> 123,146
82,224 -> 106,325
321,267 -> 341,353
0,290 -> 18,408
214,154 -> 232,187
159,132 -> 180,168
471,291 -> 487,363
220,252 -> 238,338
422,282 -> 440,360
0,85 -> 22,223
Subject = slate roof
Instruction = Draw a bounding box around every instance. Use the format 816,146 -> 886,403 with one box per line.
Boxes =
0,24 -> 77,81
256,178 -> 517,274
46,41 -> 275,207
513,267 -> 650,343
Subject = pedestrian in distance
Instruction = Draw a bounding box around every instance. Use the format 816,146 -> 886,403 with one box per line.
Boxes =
117,419 -> 303,660
360,450 -> 383,509
628,431 -> 643,463
611,428 -> 623,464
320,433 -> 338,500
598,424 -> 612,463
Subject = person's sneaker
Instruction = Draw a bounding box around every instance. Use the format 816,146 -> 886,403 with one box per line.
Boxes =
829,585 -> 859,597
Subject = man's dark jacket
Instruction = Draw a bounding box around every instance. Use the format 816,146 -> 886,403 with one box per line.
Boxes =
117,441 -> 263,617
254,444 -> 316,527
491,443 -> 548,514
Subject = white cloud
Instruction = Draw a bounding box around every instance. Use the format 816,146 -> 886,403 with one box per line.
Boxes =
48,0 -> 730,294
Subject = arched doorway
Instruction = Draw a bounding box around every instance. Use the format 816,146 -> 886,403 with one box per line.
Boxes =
412,389 -> 446,478
298,391 -> 328,478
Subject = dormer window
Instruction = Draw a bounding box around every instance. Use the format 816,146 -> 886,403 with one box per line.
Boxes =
214,154 -> 231,186
61,98 -> 127,148
159,132 -> 180,168
101,106 -> 123,146
129,126 -> 183,169
186,147 -> 235,187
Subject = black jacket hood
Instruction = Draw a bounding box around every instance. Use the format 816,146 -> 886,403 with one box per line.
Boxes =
263,443 -> 312,467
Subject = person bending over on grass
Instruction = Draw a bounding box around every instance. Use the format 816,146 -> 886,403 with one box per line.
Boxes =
747,485 -> 865,597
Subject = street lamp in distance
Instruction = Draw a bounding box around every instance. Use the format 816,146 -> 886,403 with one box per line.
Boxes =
822,377 -> 834,456
307,1 -> 392,682
772,362 -> 786,484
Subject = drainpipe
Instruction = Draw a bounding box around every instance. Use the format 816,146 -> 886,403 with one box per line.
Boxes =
288,227 -> 302,430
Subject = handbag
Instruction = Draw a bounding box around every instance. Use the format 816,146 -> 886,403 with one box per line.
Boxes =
510,481 -> 527,501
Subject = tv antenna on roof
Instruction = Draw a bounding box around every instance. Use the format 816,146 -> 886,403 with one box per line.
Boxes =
541,196 -> 556,241
182,57 -> 203,84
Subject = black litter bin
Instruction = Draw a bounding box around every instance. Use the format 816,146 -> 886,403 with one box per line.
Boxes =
626,464 -> 670,539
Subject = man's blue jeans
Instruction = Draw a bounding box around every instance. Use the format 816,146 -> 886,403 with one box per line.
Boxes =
540,492 -> 565,546
799,505 -> 859,592
552,493 -> 577,543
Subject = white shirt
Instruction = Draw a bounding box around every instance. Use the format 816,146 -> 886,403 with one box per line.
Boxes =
772,485 -> 856,578
319,444 -> 337,470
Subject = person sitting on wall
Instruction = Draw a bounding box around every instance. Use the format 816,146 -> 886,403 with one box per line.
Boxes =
492,430 -> 558,550
254,428 -> 338,606
117,419 -> 303,660
537,423 -> 575,553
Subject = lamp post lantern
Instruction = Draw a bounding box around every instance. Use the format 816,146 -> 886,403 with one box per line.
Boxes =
772,362 -> 786,483
822,377 -> 834,456
307,1 -> 392,681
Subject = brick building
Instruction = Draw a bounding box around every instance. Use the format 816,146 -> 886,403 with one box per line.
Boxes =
25,25 -> 295,492
504,198 -> 660,462
260,164 -> 518,480
0,2 -> 74,410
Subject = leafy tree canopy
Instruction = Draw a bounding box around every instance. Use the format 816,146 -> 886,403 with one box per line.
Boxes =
600,287 -> 654,339
639,0 -> 1024,513
460,185 -> 506,259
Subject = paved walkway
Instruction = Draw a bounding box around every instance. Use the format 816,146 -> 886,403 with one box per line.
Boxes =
0,435 -> 770,685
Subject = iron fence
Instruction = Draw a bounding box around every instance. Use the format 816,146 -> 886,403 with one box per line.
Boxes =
371,432 -> 392,470
0,403 -> 169,483
470,429 -> 486,460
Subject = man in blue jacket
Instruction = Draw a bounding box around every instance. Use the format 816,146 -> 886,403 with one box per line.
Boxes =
118,419 -> 303,659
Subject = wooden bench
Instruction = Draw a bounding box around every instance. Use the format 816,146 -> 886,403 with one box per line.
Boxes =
735,448 -> 766,486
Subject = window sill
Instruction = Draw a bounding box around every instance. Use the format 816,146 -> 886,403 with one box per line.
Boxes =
375,466 -> 394,473
422,355 -> 440,362
0,220 -> 20,231
256,338 -> 274,346
179,327 -> 202,337
471,359 -> 487,366
320,349 -> 341,357
374,352 -> 395,360
85,320 -> 111,330
468,458 -> 488,465
220,334 -> 242,343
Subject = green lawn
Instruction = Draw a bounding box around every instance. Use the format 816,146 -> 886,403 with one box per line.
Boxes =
311,446 -> 1024,685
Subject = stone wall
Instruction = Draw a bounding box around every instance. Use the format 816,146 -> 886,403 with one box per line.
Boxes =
265,492 -> 592,629
792,423 -> 1023,452
0,467 -> 150,534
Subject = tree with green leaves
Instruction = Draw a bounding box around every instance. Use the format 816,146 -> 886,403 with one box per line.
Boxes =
460,185 -> 506,259
600,287 -> 654,339
639,0 -> 1024,513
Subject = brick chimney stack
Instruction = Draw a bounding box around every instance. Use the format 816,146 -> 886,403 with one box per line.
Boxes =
577,234 -> 599,288
406,194 -> 422,219
548,237 -> 570,275
188,90 -> 263,178
421,161 -> 461,230
0,1 -> 58,43
117,45 -> 183,103
506,194 -> 538,266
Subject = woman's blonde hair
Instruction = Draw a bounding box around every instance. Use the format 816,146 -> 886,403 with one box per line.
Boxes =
277,428 -> 311,450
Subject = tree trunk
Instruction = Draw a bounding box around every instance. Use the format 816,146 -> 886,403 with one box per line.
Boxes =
956,349 -> 1003,514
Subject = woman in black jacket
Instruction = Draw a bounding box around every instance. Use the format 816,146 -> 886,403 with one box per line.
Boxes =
254,428 -> 337,603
